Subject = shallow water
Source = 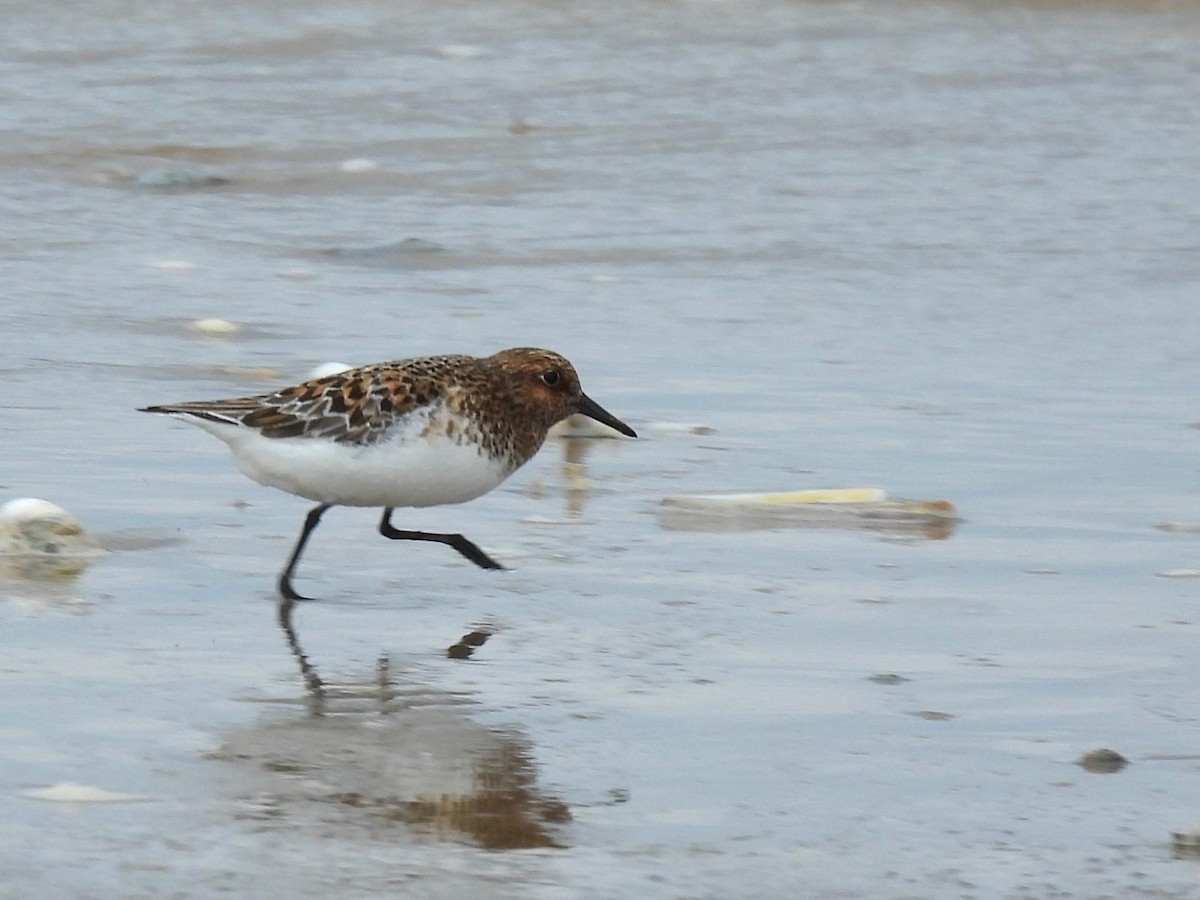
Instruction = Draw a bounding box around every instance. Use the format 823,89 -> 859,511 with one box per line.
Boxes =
3,1 -> 1200,897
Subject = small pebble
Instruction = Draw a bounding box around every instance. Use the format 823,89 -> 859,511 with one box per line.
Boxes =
134,168 -> 229,190
1155,522 -> 1200,533
438,44 -> 485,59
278,268 -> 316,281
909,710 -> 955,721
309,362 -> 354,379
1077,748 -> 1128,773
645,421 -> 715,435
189,318 -> 240,335
868,673 -> 910,686
339,158 -> 378,173
1154,568 -> 1200,580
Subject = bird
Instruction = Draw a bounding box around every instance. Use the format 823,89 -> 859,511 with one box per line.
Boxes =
140,347 -> 636,601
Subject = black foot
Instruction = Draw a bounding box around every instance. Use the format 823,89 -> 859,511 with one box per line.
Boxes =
379,508 -> 506,571
278,574 -> 320,603
444,535 -> 505,571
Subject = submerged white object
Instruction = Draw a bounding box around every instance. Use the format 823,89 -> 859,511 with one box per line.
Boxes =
0,497 -> 103,580
672,488 -> 889,506
0,498 -> 102,560
21,783 -> 149,803
658,489 -> 958,538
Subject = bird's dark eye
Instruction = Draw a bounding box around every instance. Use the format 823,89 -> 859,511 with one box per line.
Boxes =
541,370 -> 560,387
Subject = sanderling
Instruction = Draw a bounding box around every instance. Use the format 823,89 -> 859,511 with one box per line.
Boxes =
140,347 -> 636,601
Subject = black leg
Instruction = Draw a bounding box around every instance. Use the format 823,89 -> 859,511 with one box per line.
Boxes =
378,507 -> 505,570
278,503 -> 332,601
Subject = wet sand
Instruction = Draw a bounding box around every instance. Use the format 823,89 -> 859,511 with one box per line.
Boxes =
3,1 -> 1200,897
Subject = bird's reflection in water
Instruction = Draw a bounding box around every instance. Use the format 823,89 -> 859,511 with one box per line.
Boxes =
532,415 -> 627,517
559,433 -> 598,520
210,599 -> 569,850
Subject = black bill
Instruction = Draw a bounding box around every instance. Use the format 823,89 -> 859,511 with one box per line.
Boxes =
575,392 -> 637,438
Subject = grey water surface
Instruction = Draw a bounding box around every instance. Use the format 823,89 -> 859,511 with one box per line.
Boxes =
3,1 -> 1200,897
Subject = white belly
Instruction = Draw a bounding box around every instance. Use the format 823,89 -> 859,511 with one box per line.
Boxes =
194,420 -> 518,508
